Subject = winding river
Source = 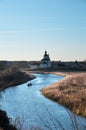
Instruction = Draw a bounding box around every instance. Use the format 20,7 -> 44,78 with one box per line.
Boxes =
0,74 -> 86,130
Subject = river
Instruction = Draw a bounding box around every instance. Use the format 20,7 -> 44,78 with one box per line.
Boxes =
0,73 -> 86,130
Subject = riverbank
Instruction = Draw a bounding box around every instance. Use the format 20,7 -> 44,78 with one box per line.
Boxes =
0,69 -> 35,91
0,69 -> 35,130
42,72 -> 86,117
0,110 -> 17,130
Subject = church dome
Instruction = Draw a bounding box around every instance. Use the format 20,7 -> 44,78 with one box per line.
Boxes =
40,51 -> 52,68
41,51 -> 50,61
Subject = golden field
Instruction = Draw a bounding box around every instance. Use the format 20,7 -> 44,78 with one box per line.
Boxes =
42,72 -> 86,117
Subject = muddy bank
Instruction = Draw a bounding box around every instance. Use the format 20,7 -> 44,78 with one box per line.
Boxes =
0,69 -> 35,91
0,110 -> 17,130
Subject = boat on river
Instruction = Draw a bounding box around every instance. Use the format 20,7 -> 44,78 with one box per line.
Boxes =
27,82 -> 32,86
0,74 -> 85,130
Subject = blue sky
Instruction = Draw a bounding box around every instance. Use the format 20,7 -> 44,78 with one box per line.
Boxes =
0,0 -> 86,61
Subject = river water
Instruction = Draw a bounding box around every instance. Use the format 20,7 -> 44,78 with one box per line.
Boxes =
0,74 -> 86,130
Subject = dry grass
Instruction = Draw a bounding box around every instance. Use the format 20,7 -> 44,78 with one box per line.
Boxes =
0,68 -> 35,91
42,72 -> 86,117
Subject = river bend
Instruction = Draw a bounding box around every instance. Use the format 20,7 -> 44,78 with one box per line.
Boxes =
0,74 -> 86,130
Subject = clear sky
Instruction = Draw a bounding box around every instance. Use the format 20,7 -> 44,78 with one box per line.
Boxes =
0,0 -> 86,61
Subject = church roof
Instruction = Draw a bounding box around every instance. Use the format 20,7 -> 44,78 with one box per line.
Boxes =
41,51 -> 51,61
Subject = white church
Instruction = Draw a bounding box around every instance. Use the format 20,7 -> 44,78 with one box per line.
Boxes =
40,51 -> 52,68
30,51 -> 52,69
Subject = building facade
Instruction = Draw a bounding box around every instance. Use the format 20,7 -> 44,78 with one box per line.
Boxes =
40,51 -> 52,68
30,51 -> 52,69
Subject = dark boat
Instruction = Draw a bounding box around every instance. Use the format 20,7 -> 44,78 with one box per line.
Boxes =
28,82 -> 32,86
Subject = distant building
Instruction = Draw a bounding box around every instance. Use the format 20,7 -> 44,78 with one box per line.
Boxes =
40,51 -> 52,68
29,64 -> 39,69
29,51 -> 52,69
29,62 -> 40,69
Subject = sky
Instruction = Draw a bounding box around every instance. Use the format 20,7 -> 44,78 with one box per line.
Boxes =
0,0 -> 86,61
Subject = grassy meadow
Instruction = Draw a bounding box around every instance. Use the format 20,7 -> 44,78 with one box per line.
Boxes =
42,72 -> 86,117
